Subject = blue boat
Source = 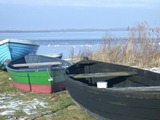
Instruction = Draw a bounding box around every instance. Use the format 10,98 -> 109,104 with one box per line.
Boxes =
0,39 -> 39,70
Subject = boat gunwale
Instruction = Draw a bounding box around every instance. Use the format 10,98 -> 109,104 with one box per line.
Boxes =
7,61 -> 67,72
0,39 -> 39,46
7,66 -> 64,72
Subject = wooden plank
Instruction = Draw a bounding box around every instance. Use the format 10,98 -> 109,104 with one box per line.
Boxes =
12,62 -> 62,67
69,72 -> 137,79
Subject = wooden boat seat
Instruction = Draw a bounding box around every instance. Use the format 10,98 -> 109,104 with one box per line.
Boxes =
12,62 -> 62,67
69,71 -> 137,79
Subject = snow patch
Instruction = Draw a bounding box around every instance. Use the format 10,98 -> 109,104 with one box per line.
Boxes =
145,67 -> 160,73
0,94 -> 48,116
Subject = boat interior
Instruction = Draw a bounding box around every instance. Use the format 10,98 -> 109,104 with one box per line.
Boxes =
7,55 -> 66,71
66,60 -> 160,88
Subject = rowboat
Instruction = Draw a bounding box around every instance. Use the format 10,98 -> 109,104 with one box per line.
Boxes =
0,39 -> 39,70
65,59 -> 160,120
6,54 -> 72,93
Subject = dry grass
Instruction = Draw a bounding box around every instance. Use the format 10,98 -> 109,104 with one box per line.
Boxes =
75,22 -> 160,68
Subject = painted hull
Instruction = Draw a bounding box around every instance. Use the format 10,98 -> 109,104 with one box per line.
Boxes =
12,80 -> 66,93
8,68 -> 66,93
65,59 -> 160,120
7,54 -> 72,93
0,39 -> 39,69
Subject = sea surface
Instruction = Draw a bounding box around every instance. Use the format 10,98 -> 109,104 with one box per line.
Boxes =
0,32 -> 115,59
35,39 -> 104,59
0,32 -> 159,59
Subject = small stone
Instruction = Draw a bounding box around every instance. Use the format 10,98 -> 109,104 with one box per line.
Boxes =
67,105 -> 79,110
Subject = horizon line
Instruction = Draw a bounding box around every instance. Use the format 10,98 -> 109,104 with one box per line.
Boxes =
0,27 -> 160,33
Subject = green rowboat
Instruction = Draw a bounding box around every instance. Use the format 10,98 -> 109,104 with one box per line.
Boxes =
6,54 -> 72,93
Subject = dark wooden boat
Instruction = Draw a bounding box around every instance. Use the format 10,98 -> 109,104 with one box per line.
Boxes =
7,54 -> 72,93
65,59 -> 160,120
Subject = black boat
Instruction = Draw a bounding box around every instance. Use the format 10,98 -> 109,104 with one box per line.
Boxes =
65,59 -> 160,120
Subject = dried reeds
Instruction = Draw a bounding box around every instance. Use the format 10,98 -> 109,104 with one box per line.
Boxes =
75,22 -> 160,68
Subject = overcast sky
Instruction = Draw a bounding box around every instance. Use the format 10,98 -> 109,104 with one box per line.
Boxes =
0,0 -> 159,30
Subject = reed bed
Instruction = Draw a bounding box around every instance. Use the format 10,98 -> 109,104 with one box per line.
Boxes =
75,23 -> 160,68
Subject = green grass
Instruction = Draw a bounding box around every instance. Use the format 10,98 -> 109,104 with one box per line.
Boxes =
0,70 -> 95,120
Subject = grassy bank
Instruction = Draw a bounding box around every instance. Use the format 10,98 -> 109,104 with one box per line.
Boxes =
0,70 -> 95,120
73,23 -> 160,68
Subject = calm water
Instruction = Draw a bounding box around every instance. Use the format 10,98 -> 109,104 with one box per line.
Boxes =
0,32 -> 159,59
0,32 -> 126,59
0,32 -> 107,59
35,39 -> 104,59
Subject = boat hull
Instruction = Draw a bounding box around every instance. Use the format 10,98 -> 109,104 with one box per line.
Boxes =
66,76 -> 160,120
65,59 -> 160,120
12,80 -> 66,93
7,54 -> 71,93
8,68 -> 66,93
0,39 -> 39,69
